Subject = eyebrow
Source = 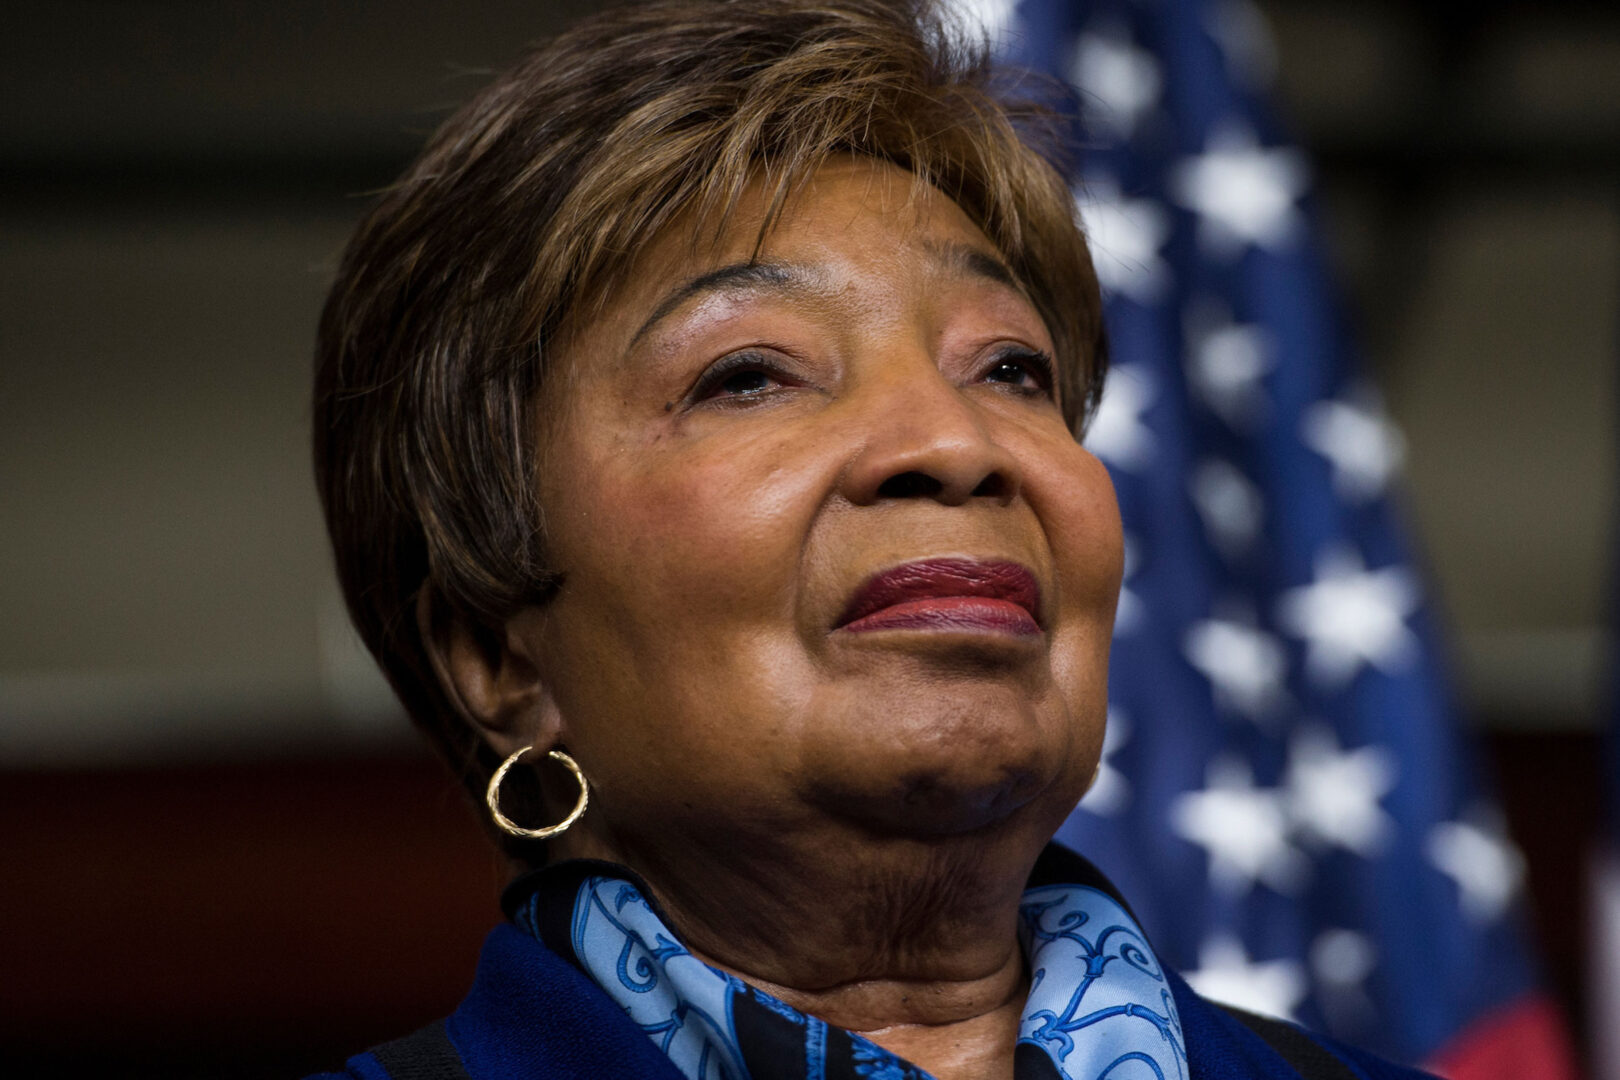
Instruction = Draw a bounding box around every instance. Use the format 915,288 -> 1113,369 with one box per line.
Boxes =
931,240 -> 1022,293
629,261 -> 808,349
626,240 -> 1025,349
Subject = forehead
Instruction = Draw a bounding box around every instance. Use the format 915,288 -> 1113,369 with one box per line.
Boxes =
571,157 -> 1022,352
726,156 -> 990,259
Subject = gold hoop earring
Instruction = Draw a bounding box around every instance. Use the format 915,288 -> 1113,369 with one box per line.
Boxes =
486,747 -> 590,840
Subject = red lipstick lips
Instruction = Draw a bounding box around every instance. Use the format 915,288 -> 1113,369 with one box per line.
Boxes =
836,558 -> 1042,636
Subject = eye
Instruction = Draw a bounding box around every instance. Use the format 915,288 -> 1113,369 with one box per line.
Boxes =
981,346 -> 1056,398
688,349 -> 794,405
715,368 -> 774,396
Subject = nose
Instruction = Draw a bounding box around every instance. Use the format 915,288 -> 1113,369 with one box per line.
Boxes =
838,359 -> 1022,508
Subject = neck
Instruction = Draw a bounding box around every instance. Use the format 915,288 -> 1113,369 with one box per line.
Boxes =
554,820 -> 1047,1080
716,945 -> 1028,1080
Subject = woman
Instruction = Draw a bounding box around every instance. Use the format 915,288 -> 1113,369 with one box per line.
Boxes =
309,1 -> 1434,1077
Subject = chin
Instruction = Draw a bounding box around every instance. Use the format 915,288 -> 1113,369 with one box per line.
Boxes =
823,770 -> 1046,836
801,693 -> 1091,837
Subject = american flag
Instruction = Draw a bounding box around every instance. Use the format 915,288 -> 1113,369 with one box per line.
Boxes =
958,0 -> 1582,1074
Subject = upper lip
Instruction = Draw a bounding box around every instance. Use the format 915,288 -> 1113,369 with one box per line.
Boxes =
835,557 -> 1043,629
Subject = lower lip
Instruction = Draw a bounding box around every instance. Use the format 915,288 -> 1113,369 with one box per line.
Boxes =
839,597 -> 1041,636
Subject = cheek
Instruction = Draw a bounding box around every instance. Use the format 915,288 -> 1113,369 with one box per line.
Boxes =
587,432 -> 829,619
1032,439 -> 1124,616
538,423 -> 840,747
536,430 -> 839,818
1026,437 -> 1122,733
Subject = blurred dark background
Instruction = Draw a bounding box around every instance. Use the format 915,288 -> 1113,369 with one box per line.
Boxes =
1,1 -> 1615,1076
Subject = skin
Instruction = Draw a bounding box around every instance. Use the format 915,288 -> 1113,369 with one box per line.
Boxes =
429,157 -> 1124,1080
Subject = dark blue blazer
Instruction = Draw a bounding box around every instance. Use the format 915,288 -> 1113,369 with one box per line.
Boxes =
309,920 -> 1438,1080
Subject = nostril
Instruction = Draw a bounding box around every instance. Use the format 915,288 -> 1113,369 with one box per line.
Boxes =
970,472 -> 1011,500
876,471 -> 943,499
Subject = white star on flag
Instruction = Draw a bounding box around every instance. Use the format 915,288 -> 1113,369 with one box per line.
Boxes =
1301,393 -> 1407,502
1080,707 -> 1131,816
1075,179 -> 1172,304
1085,364 -> 1156,471
1069,30 -> 1163,138
1184,934 -> 1308,1021
1428,812 -> 1527,924
1310,928 -> 1378,1032
1189,458 -> 1264,560
1185,306 -> 1274,430
1284,724 -> 1397,856
1276,545 -> 1420,688
1310,928 -> 1377,991
1168,123 -> 1308,256
1183,616 -> 1289,721
1114,532 -> 1146,635
1171,757 -> 1309,895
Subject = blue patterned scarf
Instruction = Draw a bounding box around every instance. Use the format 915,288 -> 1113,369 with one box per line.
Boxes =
506,847 -> 1186,1080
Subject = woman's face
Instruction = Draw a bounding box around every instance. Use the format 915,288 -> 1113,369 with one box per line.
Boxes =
524,157 -> 1121,861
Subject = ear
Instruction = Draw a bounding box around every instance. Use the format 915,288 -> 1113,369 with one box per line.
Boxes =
416,584 -> 563,761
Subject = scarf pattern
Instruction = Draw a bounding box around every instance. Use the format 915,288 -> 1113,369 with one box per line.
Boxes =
514,872 -> 1184,1080
1019,884 -> 1187,1079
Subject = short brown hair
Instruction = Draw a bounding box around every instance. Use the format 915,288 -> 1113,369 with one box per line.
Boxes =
313,0 -> 1107,840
